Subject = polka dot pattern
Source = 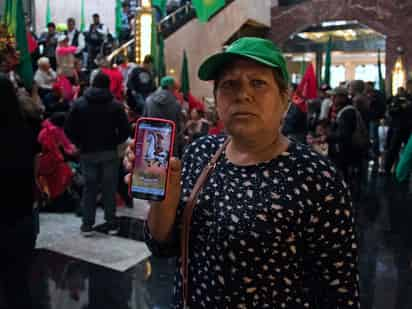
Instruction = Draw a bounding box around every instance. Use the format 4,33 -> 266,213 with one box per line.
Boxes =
145,135 -> 360,308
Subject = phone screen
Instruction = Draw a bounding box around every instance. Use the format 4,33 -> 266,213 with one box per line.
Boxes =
131,120 -> 174,201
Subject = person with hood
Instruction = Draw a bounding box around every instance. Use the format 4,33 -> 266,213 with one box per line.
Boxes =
143,76 -> 183,157
65,72 -> 129,236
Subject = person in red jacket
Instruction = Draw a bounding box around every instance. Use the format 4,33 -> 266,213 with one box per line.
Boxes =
101,65 -> 124,102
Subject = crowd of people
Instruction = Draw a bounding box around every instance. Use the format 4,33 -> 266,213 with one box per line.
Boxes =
1,7 -> 412,305
282,78 -> 412,200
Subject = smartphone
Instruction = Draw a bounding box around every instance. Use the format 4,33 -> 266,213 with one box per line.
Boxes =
130,117 -> 175,201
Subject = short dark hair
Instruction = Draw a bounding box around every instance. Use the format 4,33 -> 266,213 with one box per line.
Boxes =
143,55 -> 153,65
92,72 -> 110,89
47,22 -> 56,28
93,13 -> 100,18
67,17 -> 75,24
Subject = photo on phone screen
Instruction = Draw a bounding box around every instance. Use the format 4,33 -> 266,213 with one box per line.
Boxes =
131,119 -> 174,201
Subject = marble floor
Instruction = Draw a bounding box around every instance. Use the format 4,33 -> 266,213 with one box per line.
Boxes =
1,172 -> 412,309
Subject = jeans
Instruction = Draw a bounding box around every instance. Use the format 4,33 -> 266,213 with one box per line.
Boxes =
81,151 -> 120,226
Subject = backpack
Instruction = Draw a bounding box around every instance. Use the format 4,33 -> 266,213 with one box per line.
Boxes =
337,105 -> 369,151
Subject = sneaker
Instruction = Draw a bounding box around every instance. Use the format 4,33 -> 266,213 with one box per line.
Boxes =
105,222 -> 119,235
80,224 -> 94,237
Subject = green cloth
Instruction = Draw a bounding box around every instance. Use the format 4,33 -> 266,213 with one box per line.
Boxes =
80,0 -> 86,32
2,0 -> 11,25
323,36 -> 332,86
160,76 -> 175,88
198,37 -> 289,82
151,12 -> 166,85
46,0 -> 52,26
377,49 -> 386,98
193,0 -> 225,23
16,0 -> 33,89
3,0 -> 33,89
152,0 -> 167,17
180,50 -> 190,98
115,0 -> 122,38
396,134 -> 412,183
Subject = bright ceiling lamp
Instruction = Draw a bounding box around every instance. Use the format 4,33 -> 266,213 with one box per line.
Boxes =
392,56 -> 406,95
135,0 -> 153,64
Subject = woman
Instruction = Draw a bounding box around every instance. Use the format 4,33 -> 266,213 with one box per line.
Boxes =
56,35 -> 77,84
128,37 -> 359,308
0,73 -> 39,308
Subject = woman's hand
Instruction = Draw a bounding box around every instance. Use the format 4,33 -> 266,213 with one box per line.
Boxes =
124,140 -> 182,208
124,139 -> 182,242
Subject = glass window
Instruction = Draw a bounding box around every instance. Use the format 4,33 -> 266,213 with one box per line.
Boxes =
355,64 -> 386,88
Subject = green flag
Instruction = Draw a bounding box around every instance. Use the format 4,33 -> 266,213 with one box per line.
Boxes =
2,0 -> 11,25
46,0 -> 52,26
377,49 -> 385,97
193,0 -> 226,23
299,57 -> 307,79
115,0 -> 122,38
80,0 -> 86,32
15,0 -> 33,89
3,0 -> 17,32
152,0 -> 167,18
151,15 -> 166,85
322,36 -> 332,86
181,50 -> 190,98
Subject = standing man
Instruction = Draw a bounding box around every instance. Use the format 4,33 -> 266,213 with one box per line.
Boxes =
385,85 -> 412,174
86,14 -> 109,70
38,22 -> 59,70
65,73 -> 129,236
143,76 -> 183,157
127,55 -> 156,114
365,81 -> 386,161
65,18 -> 86,61
119,2 -> 132,44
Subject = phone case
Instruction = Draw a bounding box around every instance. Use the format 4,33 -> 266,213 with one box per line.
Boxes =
129,117 -> 176,201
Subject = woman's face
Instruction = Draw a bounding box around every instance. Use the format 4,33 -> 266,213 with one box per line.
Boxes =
215,59 -> 287,140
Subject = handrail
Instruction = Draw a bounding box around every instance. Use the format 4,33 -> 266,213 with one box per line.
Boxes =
107,38 -> 135,62
107,1 -> 233,62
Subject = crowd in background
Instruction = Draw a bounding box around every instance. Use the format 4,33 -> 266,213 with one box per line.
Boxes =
283,79 -> 412,200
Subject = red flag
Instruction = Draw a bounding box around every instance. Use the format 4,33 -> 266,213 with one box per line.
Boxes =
293,63 -> 318,113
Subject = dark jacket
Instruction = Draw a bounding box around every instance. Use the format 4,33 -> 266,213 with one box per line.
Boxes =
387,94 -> 412,129
327,105 -> 361,165
127,67 -> 156,99
367,89 -> 386,122
65,88 -> 129,154
282,103 -> 307,142
1,125 -> 39,227
144,88 -> 183,156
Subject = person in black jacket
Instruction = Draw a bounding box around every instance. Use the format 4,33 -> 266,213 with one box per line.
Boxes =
0,73 -> 39,309
385,85 -> 412,173
324,87 -> 363,199
65,72 -> 129,236
365,81 -> 386,160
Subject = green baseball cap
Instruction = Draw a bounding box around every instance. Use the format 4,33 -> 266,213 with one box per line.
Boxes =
160,76 -> 175,88
198,37 -> 289,82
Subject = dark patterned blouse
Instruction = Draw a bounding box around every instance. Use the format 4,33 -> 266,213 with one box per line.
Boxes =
145,135 -> 360,308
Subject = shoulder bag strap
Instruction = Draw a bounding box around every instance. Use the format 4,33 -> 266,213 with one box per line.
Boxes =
181,137 -> 231,308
